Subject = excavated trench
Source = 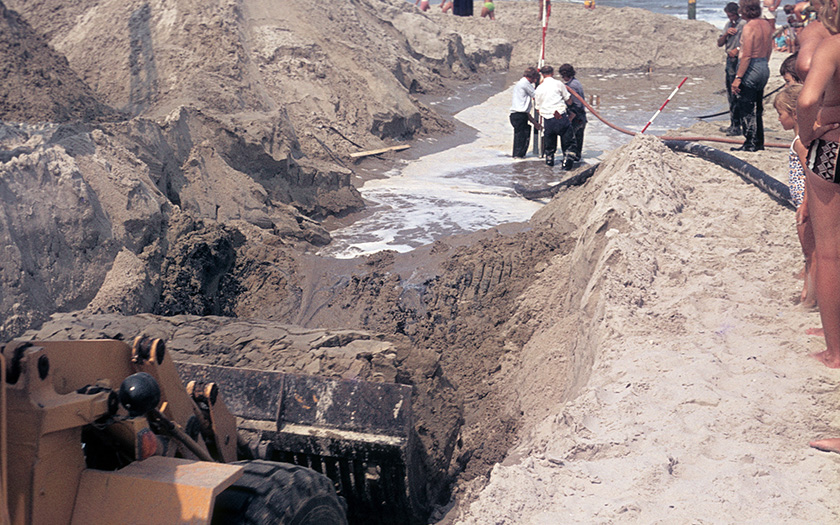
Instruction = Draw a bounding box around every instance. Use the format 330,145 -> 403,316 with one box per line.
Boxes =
26,212 -> 580,523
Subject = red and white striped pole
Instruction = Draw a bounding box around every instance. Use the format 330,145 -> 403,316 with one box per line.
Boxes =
641,76 -> 688,133
539,0 -> 550,67
534,0 -> 551,156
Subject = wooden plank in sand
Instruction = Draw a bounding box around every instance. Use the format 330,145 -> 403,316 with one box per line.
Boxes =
349,145 -> 410,158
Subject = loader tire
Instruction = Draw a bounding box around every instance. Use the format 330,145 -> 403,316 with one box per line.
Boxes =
211,460 -> 347,525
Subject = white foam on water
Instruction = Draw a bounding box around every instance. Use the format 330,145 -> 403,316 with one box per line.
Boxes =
320,68 -> 724,259
320,87 -> 545,259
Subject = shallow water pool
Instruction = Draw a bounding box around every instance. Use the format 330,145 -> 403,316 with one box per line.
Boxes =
319,68 -> 728,258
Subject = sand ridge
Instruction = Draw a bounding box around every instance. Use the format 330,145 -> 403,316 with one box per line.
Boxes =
2,0 -> 836,522
452,135 -> 840,523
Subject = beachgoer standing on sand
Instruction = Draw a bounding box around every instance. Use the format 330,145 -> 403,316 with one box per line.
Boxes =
795,0 -> 811,21
535,65 -> 576,169
558,63 -> 587,164
797,0 -> 840,372
481,0 -> 495,19
774,85 -> 817,306
452,0 -> 473,16
763,0 -> 782,26
719,2 -> 747,136
509,67 -> 541,158
731,0 -> 773,151
415,0 -> 430,11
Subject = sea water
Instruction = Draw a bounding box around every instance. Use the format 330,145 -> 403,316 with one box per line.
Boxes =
421,0 -> 768,28
570,0 -> 736,29
320,1 -> 744,258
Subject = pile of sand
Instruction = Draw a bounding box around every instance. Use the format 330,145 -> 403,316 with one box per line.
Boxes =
5,0 -> 838,522
448,135 -> 840,522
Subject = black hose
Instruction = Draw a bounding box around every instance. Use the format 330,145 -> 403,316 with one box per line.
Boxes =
664,140 -> 794,209
513,163 -> 599,200
567,88 -> 788,148
514,140 -> 794,210
694,84 -> 784,120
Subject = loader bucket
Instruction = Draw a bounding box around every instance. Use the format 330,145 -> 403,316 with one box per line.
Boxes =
175,363 -> 426,525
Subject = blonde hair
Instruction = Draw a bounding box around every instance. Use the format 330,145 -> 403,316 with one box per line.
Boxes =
821,0 -> 840,34
774,83 -> 803,115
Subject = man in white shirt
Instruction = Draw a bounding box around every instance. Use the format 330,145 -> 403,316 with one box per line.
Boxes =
535,65 -> 576,169
509,67 -> 541,158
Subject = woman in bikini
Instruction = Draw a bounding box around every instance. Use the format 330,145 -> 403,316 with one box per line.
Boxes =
481,0 -> 495,19
797,0 -> 840,370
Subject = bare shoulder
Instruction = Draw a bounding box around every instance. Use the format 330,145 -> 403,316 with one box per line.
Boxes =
800,21 -> 828,42
815,34 -> 840,58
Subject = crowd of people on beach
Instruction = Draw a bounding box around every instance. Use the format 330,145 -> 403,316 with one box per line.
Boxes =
506,0 -> 840,453
721,0 -> 840,452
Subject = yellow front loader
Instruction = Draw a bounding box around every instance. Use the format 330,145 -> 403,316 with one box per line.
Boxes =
0,337 -> 351,524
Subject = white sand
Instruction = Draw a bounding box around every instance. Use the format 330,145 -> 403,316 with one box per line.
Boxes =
451,133 -> 840,523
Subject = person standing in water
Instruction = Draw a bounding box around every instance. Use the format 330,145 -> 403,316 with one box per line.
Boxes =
558,63 -> 587,164
509,67 -> 541,158
534,65 -> 575,169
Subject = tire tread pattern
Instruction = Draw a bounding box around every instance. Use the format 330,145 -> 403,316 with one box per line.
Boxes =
212,460 -> 348,525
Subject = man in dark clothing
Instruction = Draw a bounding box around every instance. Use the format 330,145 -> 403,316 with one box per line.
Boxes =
453,0 -> 473,16
535,65 -> 575,169
730,0 -> 772,152
558,63 -> 587,164
509,67 -> 541,158
718,2 -> 747,135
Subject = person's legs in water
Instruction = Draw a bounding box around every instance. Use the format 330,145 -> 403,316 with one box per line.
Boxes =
805,165 -> 840,368
558,117 -> 577,169
542,117 -> 560,166
571,121 -> 585,163
509,112 -> 531,158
